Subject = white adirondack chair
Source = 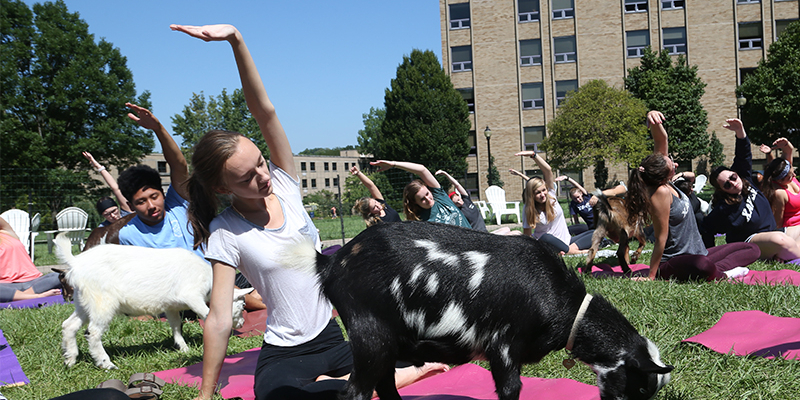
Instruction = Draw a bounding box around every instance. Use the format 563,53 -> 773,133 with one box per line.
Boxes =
475,200 -> 492,220
485,185 -> 521,225
56,207 -> 89,250
0,209 -> 37,261
693,174 -> 708,194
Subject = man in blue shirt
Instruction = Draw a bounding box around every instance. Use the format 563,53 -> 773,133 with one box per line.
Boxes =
116,103 -> 201,258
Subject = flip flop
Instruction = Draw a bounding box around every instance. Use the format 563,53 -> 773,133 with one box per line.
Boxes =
125,385 -> 162,400
128,372 -> 166,390
96,379 -> 127,391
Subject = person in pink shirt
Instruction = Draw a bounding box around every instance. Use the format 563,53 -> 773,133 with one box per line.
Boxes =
0,216 -> 61,302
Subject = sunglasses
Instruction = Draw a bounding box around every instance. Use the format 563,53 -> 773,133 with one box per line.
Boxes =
722,173 -> 739,190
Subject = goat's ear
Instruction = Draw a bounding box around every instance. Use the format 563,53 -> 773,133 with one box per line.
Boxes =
233,287 -> 255,300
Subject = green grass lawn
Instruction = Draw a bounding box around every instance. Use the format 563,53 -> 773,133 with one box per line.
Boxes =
9,231 -> 800,399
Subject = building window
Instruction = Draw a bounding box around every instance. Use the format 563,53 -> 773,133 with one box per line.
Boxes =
739,22 -> 763,50
310,162 -> 316,171
466,173 -> 479,198
776,19 -> 797,38
325,178 -> 330,187
524,126 -> 546,152
553,36 -> 577,63
449,3 -> 470,30
555,80 -> 578,106
661,0 -> 684,9
739,67 -> 757,84
324,162 -> 329,171
518,0 -> 540,22
333,177 -> 339,187
344,162 -> 349,170
451,46 -> 473,72
457,88 -> 475,113
737,0 -> 759,3
156,161 -> 167,174
625,0 -> 647,13
300,162 -> 307,171
302,179 -> 308,188
552,0 -> 574,20
332,162 -> 337,171
311,179 -> 317,188
626,30 -> 650,58
468,130 -> 477,156
520,39 -> 542,66
663,27 -> 686,55
521,83 -> 544,110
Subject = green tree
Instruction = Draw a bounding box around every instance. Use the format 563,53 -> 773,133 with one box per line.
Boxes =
356,107 -> 385,157
738,21 -> 800,145
624,48 -> 709,164
298,146 -> 356,156
380,49 -> 471,193
1,0 -> 151,214
303,190 -> 339,217
171,89 -> 264,160
541,80 -> 650,174
487,154 -> 503,188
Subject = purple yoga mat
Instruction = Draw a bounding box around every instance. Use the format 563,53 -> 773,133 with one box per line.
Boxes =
0,329 -> 29,388
683,310 -> 800,360
156,350 -> 600,400
0,295 -> 67,310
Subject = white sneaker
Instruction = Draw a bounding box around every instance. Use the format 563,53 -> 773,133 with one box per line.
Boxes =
724,267 -> 750,279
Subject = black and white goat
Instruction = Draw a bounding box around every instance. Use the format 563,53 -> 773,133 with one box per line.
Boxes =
54,233 -> 252,369
282,221 -> 672,400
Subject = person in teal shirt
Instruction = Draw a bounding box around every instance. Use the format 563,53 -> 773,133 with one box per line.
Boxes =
371,160 -> 472,229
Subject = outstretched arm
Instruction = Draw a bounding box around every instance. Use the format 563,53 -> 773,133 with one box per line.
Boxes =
759,144 -> 775,164
171,24 -> 295,178
516,151 -> 553,191
435,170 -> 467,196
82,151 -> 132,212
556,175 -> 586,195
508,168 -> 530,181
773,138 -> 794,168
647,111 -> 668,157
350,165 -> 383,200
371,160 -> 439,189
126,103 -> 190,200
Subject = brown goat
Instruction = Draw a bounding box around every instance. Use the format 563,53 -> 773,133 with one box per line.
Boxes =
585,192 -> 646,275
83,213 -> 135,250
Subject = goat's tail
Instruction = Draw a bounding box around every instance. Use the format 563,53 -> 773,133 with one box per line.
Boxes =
277,239 -> 331,279
53,232 -> 76,267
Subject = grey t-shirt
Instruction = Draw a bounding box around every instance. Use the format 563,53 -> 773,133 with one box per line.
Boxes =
662,183 -> 708,262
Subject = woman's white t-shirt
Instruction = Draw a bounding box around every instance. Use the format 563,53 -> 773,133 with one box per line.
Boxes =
205,161 -> 332,347
523,189 -> 571,247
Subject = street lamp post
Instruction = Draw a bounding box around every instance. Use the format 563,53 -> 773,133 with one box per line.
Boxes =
484,126 -> 492,185
736,94 -> 747,120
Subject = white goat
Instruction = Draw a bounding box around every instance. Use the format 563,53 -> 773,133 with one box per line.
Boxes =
54,233 -> 252,369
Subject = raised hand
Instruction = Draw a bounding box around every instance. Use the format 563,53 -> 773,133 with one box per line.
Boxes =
82,151 -> 101,169
370,160 -> 395,172
646,110 -> 666,126
125,103 -> 161,131
170,24 -> 237,42
722,118 -> 744,133
349,165 -> 360,175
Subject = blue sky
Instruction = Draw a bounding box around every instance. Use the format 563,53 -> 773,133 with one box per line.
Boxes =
24,0 -> 443,153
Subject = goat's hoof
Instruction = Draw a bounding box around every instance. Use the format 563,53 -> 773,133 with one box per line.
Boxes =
96,360 -> 117,370
64,358 -> 76,368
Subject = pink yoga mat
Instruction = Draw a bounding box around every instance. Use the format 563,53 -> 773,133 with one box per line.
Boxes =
731,269 -> 800,286
155,351 -> 600,400
683,310 -> 800,360
579,263 -> 650,278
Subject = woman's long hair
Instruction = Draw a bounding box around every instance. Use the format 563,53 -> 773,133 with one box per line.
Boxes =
709,165 -> 751,207
403,180 -> 427,221
186,130 -> 244,250
625,153 -> 671,227
523,177 -> 556,228
353,197 -> 383,227
761,158 -> 791,207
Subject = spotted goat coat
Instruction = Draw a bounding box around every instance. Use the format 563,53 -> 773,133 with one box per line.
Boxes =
282,221 -> 672,400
